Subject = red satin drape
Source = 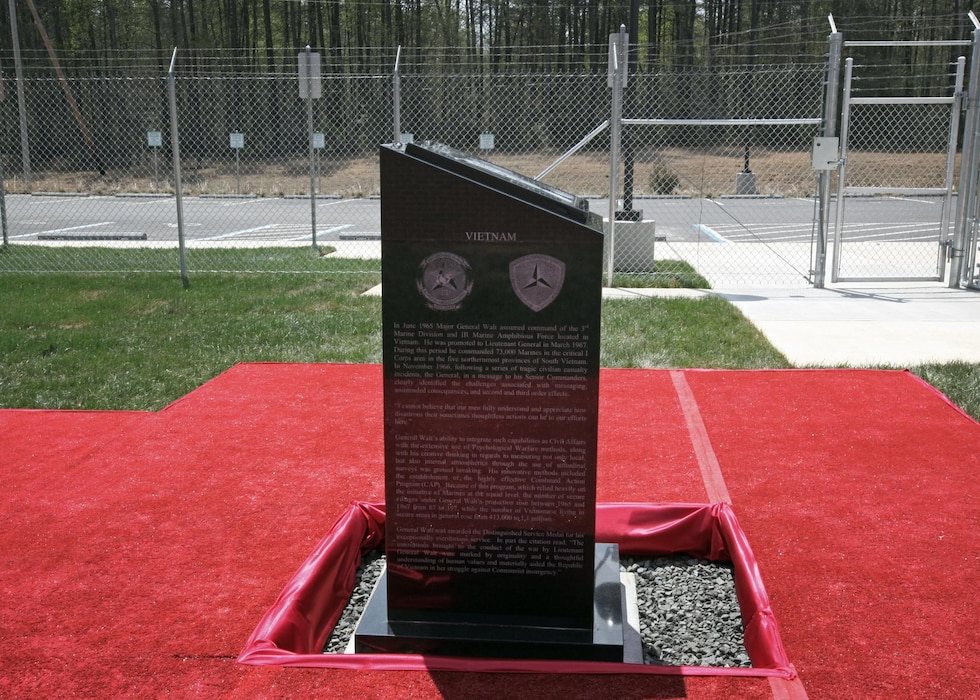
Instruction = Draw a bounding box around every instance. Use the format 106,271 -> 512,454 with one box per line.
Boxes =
238,502 -> 794,679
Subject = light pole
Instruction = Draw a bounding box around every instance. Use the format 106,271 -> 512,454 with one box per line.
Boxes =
618,0 -> 642,222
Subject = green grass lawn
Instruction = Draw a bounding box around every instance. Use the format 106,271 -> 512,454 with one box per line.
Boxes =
1,268 -> 978,419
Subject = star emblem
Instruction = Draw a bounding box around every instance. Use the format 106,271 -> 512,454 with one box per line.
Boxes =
510,255 -> 565,311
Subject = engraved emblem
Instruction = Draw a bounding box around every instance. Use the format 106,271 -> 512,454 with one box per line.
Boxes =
509,254 -> 565,312
417,252 -> 473,311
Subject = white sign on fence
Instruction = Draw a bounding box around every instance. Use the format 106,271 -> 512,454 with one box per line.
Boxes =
298,51 -> 322,99
229,132 -> 245,149
147,131 -> 162,148
313,132 -> 325,150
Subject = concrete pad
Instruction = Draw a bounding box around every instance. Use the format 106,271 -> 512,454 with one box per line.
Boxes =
602,287 -> 710,300
713,283 -> 980,366
365,280 -> 980,367
326,240 -> 381,259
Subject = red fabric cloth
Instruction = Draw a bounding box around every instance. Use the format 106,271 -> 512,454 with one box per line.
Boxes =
238,501 -> 793,679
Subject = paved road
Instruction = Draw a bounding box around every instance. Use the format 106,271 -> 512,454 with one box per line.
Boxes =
4,194 -> 381,243
590,194 -> 953,243
3,192 -> 951,245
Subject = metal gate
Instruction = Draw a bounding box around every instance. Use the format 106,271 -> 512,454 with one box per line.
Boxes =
831,44 -> 968,282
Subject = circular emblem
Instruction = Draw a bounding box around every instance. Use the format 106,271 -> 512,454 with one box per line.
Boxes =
416,252 -> 473,311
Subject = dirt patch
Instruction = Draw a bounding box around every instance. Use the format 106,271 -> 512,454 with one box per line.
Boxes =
8,150 -> 954,199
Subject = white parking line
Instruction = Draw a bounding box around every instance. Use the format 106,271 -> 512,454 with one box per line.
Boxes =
885,196 -> 939,204
692,223 -> 731,243
197,224 -> 279,241
11,221 -> 114,239
220,198 -> 266,207
838,222 -> 939,240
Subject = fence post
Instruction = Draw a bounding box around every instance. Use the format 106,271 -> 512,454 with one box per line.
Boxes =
607,26 -> 627,288
393,46 -> 402,144
304,46 -> 318,250
0,74 -> 6,247
7,0 -> 32,188
814,17 -> 842,289
950,15 -> 980,288
168,48 -> 190,289
0,148 -> 7,248
940,55 -> 966,283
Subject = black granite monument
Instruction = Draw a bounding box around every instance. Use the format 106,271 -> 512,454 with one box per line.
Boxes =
354,142 -> 622,660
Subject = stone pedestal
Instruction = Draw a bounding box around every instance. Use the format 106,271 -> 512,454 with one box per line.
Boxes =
354,543 -> 625,661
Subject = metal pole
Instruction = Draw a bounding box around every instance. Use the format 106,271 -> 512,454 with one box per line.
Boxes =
950,17 -> 980,288
607,27 -> 626,287
168,48 -> 189,289
8,0 -> 31,188
536,120 -> 610,180
830,57 -> 853,284
0,71 -> 6,246
306,46 -> 317,250
0,147 -> 8,247
814,19 -> 842,288
620,1 -> 640,221
742,0 -> 760,180
393,45 -> 402,145
939,55 -> 966,284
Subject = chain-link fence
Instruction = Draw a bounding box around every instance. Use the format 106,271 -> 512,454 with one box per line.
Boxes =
832,44 -> 967,283
835,103 -> 956,281
2,44 -> 832,285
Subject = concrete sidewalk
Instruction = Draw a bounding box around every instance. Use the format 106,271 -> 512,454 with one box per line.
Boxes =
604,283 -> 980,367
369,279 -> 980,367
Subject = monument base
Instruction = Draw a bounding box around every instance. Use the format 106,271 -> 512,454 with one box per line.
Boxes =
354,543 -> 625,662
602,220 -> 658,273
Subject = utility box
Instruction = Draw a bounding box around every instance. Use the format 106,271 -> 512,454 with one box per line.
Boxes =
735,171 -> 757,195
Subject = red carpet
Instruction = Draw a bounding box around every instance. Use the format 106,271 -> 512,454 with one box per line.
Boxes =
1,364 -> 977,699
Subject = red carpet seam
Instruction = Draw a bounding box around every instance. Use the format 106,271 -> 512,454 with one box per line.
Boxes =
769,675 -> 810,700
669,371 -> 732,505
670,371 -> 811,700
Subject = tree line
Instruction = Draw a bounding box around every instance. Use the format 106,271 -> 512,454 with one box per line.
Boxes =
0,1 -> 977,75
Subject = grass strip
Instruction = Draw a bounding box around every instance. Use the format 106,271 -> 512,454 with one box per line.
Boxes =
0,269 -> 381,410
1,270 -> 977,421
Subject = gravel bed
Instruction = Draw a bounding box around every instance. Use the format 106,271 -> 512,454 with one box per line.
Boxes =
323,550 -> 386,654
324,551 -> 750,668
625,556 -> 750,667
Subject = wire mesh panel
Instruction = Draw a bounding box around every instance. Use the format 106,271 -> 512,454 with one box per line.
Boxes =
845,103 -> 953,189
611,123 -> 823,286
835,102 -> 952,281
1,48 -> 827,286
832,50 -> 964,283
605,62 -> 826,286
0,71 -> 186,273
